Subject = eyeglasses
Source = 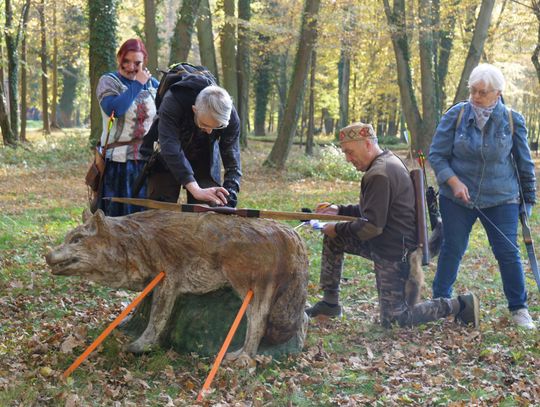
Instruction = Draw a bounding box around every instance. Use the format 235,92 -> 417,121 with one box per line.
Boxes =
469,87 -> 496,97
194,111 -> 228,131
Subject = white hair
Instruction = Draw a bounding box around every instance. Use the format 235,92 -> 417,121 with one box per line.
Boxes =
468,64 -> 506,92
194,86 -> 233,126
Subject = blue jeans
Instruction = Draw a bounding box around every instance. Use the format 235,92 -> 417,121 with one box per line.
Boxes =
433,195 -> 527,311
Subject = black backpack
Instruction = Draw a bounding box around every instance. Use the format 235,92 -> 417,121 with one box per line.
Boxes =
154,62 -> 217,109
139,62 -> 217,157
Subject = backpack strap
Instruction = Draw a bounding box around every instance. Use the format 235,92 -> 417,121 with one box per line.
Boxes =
456,105 -> 465,130
455,104 -> 514,135
457,106 -> 464,127
507,106 -> 514,136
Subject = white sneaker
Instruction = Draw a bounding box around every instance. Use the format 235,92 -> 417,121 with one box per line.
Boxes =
511,308 -> 536,329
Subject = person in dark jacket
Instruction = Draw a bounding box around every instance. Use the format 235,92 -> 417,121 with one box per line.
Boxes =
147,74 -> 242,207
306,122 -> 479,329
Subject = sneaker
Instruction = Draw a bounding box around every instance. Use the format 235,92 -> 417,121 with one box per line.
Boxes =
305,301 -> 342,318
511,308 -> 536,329
455,293 -> 480,328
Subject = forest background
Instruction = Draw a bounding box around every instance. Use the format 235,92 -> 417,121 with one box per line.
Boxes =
1,0 -> 540,159
1,0 -> 540,406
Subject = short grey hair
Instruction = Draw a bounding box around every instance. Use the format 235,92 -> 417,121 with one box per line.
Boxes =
194,86 -> 233,126
468,64 -> 506,93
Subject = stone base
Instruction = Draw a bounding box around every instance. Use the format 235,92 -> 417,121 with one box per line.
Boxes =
121,287 -> 304,358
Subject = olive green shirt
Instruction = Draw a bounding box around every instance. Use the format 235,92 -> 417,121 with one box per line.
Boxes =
335,150 -> 417,261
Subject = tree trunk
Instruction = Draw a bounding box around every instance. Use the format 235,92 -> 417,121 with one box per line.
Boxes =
254,49 -> 272,137
89,0 -> 118,146
39,0 -> 51,135
418,0 -> 437,149
197,0 -> 219,82
5,0 -> 30,141
299,91 -> 307,145
144,0 -> 159,75
321,107 -> 333,134
305,49 -> 316,156
436,0 -> 459,110
58,66 -> 79,127
337,49 -> 350,134
267,92 -> 275,133
0,81 -> 15,146
20,0 -> 31,142
337,6 -> 355,135
237,0 -> 251,148
0,38 -> 4,86
220,0 -> 238,104
532,1 -> 540,86
265,0 -> 321,168
169,0 -> 201,65
387,102 -> 399,137
5,0 -> 18,138
20,22 -> 28,142
453,0 -> 496,103
276,52 -> 288,132
383,0 -> 423,150
58,3 -> 84,128
51,2 -> 59,129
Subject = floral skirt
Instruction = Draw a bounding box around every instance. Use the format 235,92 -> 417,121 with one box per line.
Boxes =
98,159 -> 147,217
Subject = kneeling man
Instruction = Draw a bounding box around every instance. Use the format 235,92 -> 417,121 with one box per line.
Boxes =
306,122 -> 479,328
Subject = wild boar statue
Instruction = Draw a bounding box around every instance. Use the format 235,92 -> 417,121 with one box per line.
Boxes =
46,209 -> 309,364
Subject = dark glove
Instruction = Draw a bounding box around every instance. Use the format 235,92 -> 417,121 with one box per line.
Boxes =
223,180 -> 239,208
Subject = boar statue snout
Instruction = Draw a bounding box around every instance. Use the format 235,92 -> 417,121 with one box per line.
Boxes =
45,246 -> 79,276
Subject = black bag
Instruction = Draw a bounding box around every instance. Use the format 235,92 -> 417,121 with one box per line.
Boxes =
155,62 -> 217,109
139,62 -> 218,159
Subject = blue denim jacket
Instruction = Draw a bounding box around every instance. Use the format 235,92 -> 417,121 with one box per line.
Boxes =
428,100 -> 536,208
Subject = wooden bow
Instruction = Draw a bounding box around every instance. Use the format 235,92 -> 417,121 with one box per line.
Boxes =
109,197 -> 357,222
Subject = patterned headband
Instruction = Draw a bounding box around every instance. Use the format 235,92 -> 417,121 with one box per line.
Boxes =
338,122 -> 377,143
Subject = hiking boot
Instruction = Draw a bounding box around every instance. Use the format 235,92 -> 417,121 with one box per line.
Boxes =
455,293 -> 480,328
511,308 -> 536,329
305,301 -> 342,318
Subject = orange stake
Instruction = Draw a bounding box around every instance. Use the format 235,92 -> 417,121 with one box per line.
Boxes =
62,271 -> 166,379
197,289 -> 254,401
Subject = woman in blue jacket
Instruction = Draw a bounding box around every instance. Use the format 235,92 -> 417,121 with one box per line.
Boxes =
96,38 -> 159,216
428,64 -> 536,329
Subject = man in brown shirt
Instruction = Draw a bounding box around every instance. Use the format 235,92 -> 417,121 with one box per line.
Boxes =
306,122 -> 479,328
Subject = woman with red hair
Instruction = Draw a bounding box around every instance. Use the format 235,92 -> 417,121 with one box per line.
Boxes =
96,38 -> 159,216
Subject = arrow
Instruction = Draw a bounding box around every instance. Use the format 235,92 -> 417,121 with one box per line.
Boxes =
109,197 -> 357,222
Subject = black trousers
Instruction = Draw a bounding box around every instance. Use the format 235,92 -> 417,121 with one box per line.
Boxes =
147,169 -> 218,204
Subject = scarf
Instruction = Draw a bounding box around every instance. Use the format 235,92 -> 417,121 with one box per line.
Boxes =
469,96 -> 499,130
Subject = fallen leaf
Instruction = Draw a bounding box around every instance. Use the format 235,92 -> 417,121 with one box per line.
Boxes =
60,335 -> 81,354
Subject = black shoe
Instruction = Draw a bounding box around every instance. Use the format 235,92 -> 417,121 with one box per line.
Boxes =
455,293 -> 480,328
305,301 -> 342,318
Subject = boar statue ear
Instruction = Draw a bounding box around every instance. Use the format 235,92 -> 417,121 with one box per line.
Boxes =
82,208 -> 92,223
91,209 -> 109,234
